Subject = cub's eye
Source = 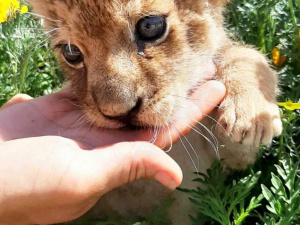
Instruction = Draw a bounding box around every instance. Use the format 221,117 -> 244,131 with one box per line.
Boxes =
136,16 -> 166,42
61,44 -> 83,65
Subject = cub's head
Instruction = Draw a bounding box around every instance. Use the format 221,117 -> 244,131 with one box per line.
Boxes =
28,0 -> 228,128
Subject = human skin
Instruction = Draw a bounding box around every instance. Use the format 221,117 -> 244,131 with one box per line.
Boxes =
0,81 -> 225,225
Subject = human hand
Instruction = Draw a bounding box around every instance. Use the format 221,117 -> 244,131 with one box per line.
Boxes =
0,81 -> 225,224
0,137 -> 182,224
0,80 -> 226,149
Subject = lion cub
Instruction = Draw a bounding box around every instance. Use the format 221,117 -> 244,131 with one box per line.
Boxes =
27,0 -> 282,223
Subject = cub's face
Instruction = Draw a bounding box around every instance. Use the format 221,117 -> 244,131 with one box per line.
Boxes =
28,0 -> 225,128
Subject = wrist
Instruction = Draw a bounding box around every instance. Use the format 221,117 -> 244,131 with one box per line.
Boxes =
0,192 -> 32,225
0,142 -> 33,225
0,206 -> 32,225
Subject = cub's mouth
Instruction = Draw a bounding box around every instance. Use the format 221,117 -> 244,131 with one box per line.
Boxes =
88,77 -> 212,130
102,98 -> 144,129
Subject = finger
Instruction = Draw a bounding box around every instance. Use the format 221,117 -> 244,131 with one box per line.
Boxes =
167,80 -> 226,143
148,80 -> 226,148
83,142 -> 183,194
1,94 -> 33,110
102,81 -> 226,149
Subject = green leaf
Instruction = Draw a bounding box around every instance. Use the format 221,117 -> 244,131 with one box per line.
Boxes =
270,173 -> 287,200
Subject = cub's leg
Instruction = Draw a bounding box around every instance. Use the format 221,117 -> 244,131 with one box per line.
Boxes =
214,44 -> 282,169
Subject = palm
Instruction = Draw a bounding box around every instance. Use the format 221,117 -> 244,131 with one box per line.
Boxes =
0,81 -> 225,224
0,81 -> 225,149
0,90 -> 138,147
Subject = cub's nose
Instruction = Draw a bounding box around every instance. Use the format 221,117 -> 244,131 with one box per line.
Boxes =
92,80 -> 142,124
102,98 -> 143,124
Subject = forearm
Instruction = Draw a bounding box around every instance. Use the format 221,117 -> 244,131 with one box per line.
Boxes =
0,212 -> 31,225
0,140 -> 33,225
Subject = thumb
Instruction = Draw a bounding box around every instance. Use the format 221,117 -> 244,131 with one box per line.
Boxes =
1,94 -> 33,110
84,142 -> 183,195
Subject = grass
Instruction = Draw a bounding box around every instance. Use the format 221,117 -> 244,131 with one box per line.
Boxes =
0,9 -> 62,106
0,0 -> 299,224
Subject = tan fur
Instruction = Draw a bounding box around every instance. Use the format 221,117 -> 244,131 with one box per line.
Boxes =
27,0 -> 282,223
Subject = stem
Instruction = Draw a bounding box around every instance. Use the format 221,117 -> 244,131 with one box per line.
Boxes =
18,51 -> 30,93
278,111 -> 291,159
278,132 -> 284,160
288,0 -> 298,29
268,1 -> 276,52
296,0 -> 300,24
259,22 -> 266,54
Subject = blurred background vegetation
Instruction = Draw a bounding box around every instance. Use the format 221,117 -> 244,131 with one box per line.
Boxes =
0,0 -> 299,224
0,4 -> 62,106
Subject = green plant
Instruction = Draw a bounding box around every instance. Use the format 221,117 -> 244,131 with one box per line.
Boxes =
0,5 -> 62,105
180,0 -> 300,224
179,163 -> 263,225
261,158 -> 300,225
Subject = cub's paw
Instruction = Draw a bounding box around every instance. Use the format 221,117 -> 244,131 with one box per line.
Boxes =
217,93 -> 282,146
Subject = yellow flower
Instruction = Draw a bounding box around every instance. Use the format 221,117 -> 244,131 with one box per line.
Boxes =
0,0 -> 28,23
278,100 -> 300,111
20,5 -> 28,14
272,47 -> 287,67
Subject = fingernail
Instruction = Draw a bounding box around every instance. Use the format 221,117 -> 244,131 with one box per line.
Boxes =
154,171 -> 177,190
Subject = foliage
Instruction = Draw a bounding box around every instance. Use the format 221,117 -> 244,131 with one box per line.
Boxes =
0,6 -> 62,106
226,0 -> 300,100
178,163 -> 263,225
261,158 -> 300,225
180,0 -> 300,224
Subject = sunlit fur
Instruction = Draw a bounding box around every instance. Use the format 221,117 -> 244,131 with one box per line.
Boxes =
27,0 -> 283,223
26,0 -> 224,129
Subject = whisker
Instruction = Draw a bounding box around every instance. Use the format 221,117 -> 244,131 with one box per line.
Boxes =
154,127 -> 162,144
176,108 -> 219,146
191,119 -> 219,148
28,28 -> 59,53
165,121 -> 173,153
149,116 -> 158,144
59,98 -> 83,109
161,115 -> 173,151
180,117 -> 220,161
174,108 -> 220,159
161,125 -> 167,149
153,109 -> 173,152
169,119 -> 200,175
175,104 -> 230,138
159,110 -> 200,173
27,12 -> 62,23
14,27 -> 55,31
30,36 -> 52,52
171,118 -> 200,172
29,27 -> 60,45
52,109 -> 82,114
158,112 -> 173,153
